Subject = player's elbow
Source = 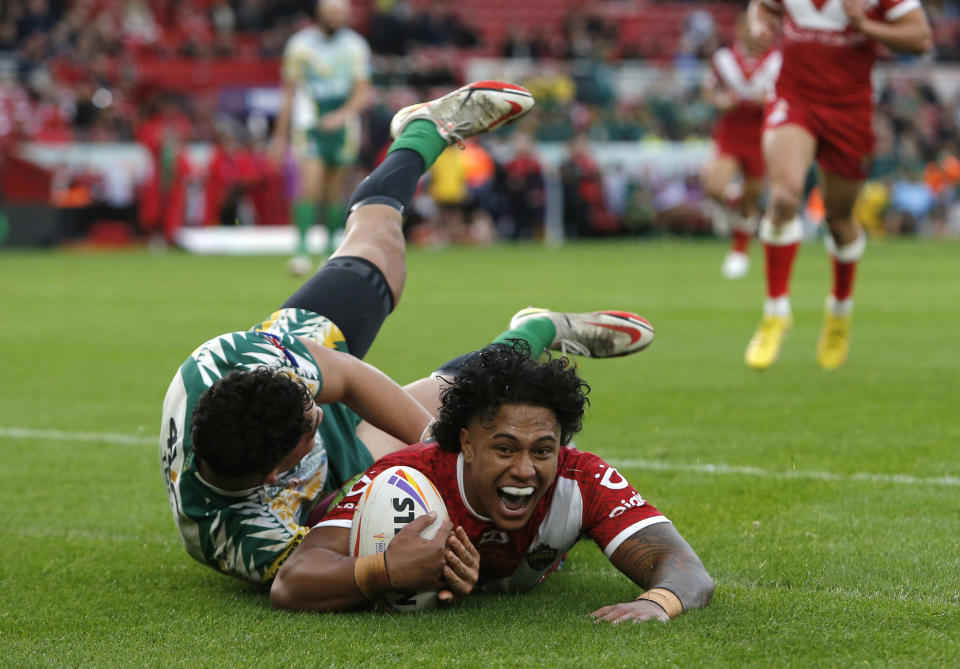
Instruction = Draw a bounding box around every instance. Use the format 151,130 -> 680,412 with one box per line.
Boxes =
903,22 -> 933,54
683,562 -> 716,611
270,572 -> 299,610
270,564 -> 316,611
914,29 -> 933,55
699,572 -> 716,608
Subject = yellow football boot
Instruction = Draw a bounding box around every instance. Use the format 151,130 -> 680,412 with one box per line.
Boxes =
817,311 -> 852,370
745,315 -> 793,370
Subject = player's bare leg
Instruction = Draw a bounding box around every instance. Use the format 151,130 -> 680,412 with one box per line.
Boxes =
344,81 -> 535,457
740,173 -> 764,226
702,154 -> 751,278
331,204 -> 406,308
357,376 -> 441,459
701,154 -> 740,204
745,124 -> 815,369
720,173 -> 764,276
816,170 -> 866,369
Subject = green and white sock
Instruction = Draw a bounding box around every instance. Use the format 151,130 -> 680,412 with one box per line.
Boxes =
492,317 -> 557,358
387,119 -> 448,171
293,200 -> 316,255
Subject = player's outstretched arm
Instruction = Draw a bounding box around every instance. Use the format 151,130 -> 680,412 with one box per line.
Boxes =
271,514 -> 453,612
842,0 -> 932,55
301,339 -> 433,446
591,522 -> 714,624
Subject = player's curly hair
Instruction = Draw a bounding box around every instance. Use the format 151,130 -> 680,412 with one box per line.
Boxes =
431,341 -> 590,452
191,368 -> 315,479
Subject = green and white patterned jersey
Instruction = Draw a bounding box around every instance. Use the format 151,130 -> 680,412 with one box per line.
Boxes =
282,25 -> 371,117
159,308 -> 373,584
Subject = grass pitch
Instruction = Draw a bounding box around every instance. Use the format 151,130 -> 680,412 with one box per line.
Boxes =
1,238 -> 958,667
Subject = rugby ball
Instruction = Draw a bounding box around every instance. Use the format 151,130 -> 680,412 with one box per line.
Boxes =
348,466 -> 449,612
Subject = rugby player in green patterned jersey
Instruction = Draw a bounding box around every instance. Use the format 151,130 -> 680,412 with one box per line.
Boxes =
160,81 -> 536,585
271,0 -> 372,272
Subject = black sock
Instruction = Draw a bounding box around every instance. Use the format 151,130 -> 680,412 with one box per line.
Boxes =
346,149 -> 426,214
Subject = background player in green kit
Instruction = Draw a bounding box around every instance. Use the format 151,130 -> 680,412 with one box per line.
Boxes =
271,0 -> 372,274
161,81 -> 538,585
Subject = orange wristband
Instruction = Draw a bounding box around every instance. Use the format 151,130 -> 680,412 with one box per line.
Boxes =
353,553 -> 391,599
635,587 -> 683,618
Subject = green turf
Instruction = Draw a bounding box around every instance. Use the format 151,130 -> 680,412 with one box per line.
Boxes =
1,239 -> 958,667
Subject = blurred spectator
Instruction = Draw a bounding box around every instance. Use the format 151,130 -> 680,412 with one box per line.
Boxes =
560,134 -> 615,237
0,0 -> 957,245
421,145 -> 468,246
16,0 -> 57,42
136,95 -> 193,244
0,18 -> 20,51
412,4 -> 478,49
122,1 -> 160,47
620,174 -> 657,235
500,132 -> 545,239
679,9 -> 717,60
367,2 -> 411,56
502,27 -> 551,60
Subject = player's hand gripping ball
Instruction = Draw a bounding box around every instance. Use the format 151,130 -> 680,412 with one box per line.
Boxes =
349,466 -> 449,612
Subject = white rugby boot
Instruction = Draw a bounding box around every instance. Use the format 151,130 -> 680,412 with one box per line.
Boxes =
390,81 -> 534,147
721,250 -> 749,279
509,307 -> 655,358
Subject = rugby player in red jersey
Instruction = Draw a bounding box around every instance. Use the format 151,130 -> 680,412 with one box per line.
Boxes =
271,344 -> 714,623
743,0 -> 931,369
701,14 -> 782,279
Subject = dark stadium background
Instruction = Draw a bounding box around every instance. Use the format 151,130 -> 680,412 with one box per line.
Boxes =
1,0 -> 957,246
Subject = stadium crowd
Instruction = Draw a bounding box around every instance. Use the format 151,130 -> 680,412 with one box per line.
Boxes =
1,0 -> 959,244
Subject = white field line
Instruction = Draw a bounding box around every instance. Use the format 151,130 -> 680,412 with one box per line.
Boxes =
610,458 -> 960,488
0,426 -> 156,446
12,525 -> 178,545
2,426 -> 957,488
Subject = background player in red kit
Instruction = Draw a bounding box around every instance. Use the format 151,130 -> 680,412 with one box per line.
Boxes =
271,343 -> 714,623
701,15 -> 781,279
744,0 -> 931,370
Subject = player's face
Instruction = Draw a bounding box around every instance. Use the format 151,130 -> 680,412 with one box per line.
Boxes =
318,0 -> 349,31
459,404 -> 561,531
270,402 -> 323,478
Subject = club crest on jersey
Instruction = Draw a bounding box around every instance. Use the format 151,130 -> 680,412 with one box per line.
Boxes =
525,543 -> 560,571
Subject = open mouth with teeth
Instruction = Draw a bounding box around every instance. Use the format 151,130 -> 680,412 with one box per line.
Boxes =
497,485 -> 535,514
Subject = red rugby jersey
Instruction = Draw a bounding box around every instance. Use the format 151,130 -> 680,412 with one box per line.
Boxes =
316,443 -> 669,592
709,43 -> 782,139
761,0 -> 921,106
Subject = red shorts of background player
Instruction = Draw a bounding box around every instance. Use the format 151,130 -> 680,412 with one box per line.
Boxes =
714,107 -> 766,179
714,127 -> 766,179
763,92 -> 874,180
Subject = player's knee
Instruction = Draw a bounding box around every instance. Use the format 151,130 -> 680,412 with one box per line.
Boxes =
769,186 -> 801,222
703,179 -> 726,202
338,214 -> 406,306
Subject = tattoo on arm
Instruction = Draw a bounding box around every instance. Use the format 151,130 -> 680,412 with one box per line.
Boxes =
611,523 -> 714,611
